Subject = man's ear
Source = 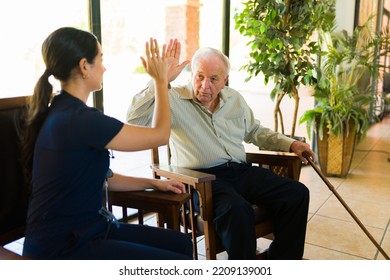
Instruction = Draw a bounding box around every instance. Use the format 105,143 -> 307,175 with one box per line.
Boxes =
224,74 -> 229,85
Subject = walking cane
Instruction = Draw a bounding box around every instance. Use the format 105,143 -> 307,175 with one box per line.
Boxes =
302,152 -> 390,260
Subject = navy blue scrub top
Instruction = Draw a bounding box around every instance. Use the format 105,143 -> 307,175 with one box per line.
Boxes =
25,90 -> 123,251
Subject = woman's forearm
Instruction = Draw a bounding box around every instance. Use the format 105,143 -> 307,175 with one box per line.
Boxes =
151,77 -> 170,143
107,173 -> 155,192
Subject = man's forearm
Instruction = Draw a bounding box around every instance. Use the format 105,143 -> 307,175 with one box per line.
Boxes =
126,80 -> 156,126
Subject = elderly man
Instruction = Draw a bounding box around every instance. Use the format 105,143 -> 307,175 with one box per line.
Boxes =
126,39 -> 315,260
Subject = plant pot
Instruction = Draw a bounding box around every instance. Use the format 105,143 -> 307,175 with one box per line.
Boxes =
316,123 -> 357,177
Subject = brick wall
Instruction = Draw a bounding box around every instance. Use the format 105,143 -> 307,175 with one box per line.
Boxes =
165,0 -> 200,63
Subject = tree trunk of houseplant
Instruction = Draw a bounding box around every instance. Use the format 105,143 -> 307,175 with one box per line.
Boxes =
316,122 -> 357,177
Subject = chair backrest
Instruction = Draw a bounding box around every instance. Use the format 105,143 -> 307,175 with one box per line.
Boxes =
152,144 -> 302,181
0,96 -> 30,246
151,145 -> 170,166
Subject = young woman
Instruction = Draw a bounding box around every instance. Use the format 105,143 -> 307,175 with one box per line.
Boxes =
21,27 -> 192,260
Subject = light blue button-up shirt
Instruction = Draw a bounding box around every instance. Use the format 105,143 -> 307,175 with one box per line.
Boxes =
127,81 -> 294,169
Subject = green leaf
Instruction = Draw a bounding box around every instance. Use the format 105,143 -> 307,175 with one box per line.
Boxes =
260,22 -> 266,34
234,0 -> 337,134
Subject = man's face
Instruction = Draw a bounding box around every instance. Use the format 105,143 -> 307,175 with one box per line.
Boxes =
191,56 -> 228,108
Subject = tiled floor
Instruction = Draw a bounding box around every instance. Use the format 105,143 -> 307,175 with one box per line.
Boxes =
302,114 -> 390,260
4,88 -> 390,260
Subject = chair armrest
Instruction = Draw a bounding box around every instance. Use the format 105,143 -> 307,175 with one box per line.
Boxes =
151,164 -> 216,221
152,164 -> 215,185
246,150 -> 299,165
245,147 -> 302,180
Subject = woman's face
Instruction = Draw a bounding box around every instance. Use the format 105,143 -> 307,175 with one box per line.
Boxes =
87,43 -> 106,91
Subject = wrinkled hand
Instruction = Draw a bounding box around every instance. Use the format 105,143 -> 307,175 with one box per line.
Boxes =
290,141 -> 316,164
140,38 -> 167,82
166,38 -> 190,83
153,179 -> 186,194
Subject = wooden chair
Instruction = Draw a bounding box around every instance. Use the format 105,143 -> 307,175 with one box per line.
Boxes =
106,143 -> 192,230
151,144 -> 302,260
0,96 -> 30,259
107,189 -> 191,231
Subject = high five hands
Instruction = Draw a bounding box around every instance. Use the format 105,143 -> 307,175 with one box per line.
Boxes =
140,38 -> 167,82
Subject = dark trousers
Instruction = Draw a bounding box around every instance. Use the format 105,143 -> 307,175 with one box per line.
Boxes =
70,222 -> 194,260
24,218 -> 193,260
194,162 -> 309,260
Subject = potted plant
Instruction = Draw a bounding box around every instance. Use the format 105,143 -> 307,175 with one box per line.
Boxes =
234,0 -> 335,137
299,17 -> 390,177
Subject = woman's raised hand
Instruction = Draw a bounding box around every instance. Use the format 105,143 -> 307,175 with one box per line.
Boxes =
140,38 -> 167,83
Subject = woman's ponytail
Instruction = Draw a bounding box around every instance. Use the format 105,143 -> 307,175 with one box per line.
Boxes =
21,26 -> 99,184
22,70 -> 54,183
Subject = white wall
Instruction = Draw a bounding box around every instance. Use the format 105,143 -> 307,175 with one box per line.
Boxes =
335,0 -> 356,33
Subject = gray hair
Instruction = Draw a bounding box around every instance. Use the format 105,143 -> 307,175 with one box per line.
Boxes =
191,47 -> 231,76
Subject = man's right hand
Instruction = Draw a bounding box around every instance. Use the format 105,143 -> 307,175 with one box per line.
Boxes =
166,38 -> 190,83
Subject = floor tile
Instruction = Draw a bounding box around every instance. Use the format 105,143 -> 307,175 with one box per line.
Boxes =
306,215 -> 384,259
303,243 -> 365,260
376,229 -> 390,260
307,191 -> 332,216
337,179 -> 390,207
316,195 -> 390,229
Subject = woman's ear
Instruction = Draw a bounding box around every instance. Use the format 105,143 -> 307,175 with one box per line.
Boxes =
78,58 -> 89,79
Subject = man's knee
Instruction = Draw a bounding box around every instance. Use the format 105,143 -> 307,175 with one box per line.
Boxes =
287,179 -> 309,196
297,182 -> 309,201
289,181 -> 310,209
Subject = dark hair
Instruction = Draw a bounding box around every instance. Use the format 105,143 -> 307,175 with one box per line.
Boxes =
22,27 -> 99,182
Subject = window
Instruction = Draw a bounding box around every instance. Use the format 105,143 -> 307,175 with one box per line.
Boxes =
98,0 -> 296,135
100,0 -> 224,121
0,0 -> 88,98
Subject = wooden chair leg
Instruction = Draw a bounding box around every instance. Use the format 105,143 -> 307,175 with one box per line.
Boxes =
138,209 -> 144,224
122,207 -> 128,223
181,204 -> 188,235
188,186 -> 198,260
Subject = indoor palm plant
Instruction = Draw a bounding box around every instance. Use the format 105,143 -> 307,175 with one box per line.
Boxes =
234,0 -> 335,137
300,17 -> 390,177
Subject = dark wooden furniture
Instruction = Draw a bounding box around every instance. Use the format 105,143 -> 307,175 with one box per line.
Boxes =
107,190 -> 190,231
0,96 -> 30,259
